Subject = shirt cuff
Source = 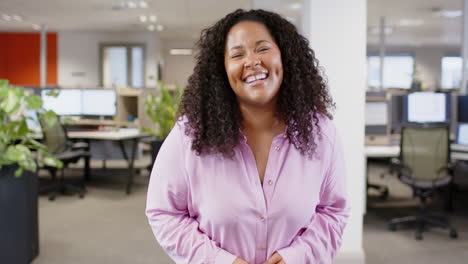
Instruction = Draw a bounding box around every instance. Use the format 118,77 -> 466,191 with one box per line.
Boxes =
214,248 -> 237,264
277,244 -> 306,264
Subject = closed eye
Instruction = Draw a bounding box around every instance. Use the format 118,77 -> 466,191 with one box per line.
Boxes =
258,47 -> 270,52
231,54 -> 243,59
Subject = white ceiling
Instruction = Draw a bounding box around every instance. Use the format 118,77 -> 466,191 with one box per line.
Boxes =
368,0 -> 464,46
0,0 -> 465,46
0,0 -> 302,40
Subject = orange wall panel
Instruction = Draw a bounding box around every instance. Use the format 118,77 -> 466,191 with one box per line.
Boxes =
0,33 -> 57,86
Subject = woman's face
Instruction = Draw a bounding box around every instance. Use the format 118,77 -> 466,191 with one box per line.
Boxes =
224,21 -> 283,108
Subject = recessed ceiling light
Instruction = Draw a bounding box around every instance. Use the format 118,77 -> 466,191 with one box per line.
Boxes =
399,19 -> 424,26
285,17 -> 297,24
139,1 -> 148,8
157,24 -> 164,31
147,24 -> 155,31
127,1 -> 137,8
288,3 -> 302,10
32,24 -> 41,30
149,15 -> 157,22
12,15 -> 22,21
139,15 -> 147,23
169,49 -> 192,55
2,14 -> 11,21
432,8 -> 463,18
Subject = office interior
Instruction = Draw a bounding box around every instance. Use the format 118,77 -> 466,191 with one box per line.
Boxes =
0,0 -> 467,263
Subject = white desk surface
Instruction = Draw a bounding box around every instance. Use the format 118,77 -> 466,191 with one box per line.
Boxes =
365,145 -> 400,158
67,128 -> 150,141
365,144 -> 468,161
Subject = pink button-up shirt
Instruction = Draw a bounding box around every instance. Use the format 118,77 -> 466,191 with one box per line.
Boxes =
146,116 -> 349,264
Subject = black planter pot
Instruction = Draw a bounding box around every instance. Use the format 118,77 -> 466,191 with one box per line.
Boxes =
150,139 -> 165,163
0,164 -> 39,264
147,139 -> 165,172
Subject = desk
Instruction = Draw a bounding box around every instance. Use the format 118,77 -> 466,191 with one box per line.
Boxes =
365,145 -> 400,200
68,129 -> 150,194
365,145 -> 400,158
451,144 -> 468,161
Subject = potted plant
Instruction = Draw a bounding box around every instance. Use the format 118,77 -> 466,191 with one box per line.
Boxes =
143,82 -> 182,164
0,79 -> 62,264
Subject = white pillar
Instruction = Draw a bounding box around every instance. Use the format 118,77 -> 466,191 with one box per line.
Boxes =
302,1 -> 366,263
461,0 -> 468,94
40,25 -> 47,87
379,17 -> 386,91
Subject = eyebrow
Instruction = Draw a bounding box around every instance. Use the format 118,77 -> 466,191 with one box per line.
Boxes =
228,40 -> 271,51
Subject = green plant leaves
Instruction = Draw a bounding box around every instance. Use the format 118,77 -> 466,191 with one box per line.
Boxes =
25,95 -> 43,110
144,83 -> 182,139
0,89 -> 21,114
0,79 -> 62,177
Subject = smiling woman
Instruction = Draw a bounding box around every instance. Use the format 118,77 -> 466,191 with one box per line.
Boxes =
146,9 -> 349,264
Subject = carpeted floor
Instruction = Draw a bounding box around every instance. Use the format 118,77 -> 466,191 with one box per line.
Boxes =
31,159 -> 468,264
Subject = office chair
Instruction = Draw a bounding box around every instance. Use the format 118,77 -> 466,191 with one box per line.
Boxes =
388,123 -> 458,240
38,114 -> 91,201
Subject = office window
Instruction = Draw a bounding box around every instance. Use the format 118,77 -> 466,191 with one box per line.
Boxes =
101,44 -> 145,88
441,56 -> 462,90
367,54 -> 414,89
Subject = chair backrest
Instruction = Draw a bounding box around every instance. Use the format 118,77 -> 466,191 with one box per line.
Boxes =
400,123 -> 449,181
38,113 -> 68,155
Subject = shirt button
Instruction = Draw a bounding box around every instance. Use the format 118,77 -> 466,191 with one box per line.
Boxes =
274,146 -> 280,151
268,180 -> 273,185
260,216 -> 265,221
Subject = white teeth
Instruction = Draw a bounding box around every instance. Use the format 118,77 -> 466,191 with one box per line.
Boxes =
255,73 -> 267,80
245,73 -> 268,83
246,76 -> 256,83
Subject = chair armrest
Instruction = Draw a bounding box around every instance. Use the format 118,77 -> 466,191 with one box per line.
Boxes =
390,158 -> 412,177
70,141 -> 89,150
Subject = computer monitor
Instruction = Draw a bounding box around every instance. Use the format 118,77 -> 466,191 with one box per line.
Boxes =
456,123 -> 468,145
403,92 -> 451,123
41,89 -> 82,116
458,95 -> 468,123
365,101 -> 388,135
81,89 -> 117,116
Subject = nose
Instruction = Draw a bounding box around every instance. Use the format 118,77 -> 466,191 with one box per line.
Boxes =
244,54 -> 261,68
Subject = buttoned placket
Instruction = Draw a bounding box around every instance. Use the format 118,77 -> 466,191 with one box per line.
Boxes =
254,134 -> 287,264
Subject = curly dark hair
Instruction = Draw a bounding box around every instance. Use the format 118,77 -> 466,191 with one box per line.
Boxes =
178,9 -> 334,158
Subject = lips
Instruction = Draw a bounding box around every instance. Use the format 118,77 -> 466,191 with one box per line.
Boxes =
243,71 -> 269,84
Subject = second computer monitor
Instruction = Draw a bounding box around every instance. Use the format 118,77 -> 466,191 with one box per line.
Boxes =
458,95 -> 468,123
81,90 -> 117,116
41,89 -> 116,116
403,92 -> 451,123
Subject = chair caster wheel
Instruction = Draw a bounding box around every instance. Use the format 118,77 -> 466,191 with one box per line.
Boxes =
450,229 -> 458,239
388,223 -> 396,231
380,189 -> 389,200
415,233 -> 423,240
48,195 -> 55,201
79,194 -> 84,199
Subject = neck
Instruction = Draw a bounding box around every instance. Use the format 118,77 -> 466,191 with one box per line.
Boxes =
240,103 -> 282,132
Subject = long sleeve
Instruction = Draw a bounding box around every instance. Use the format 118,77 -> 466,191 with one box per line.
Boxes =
277,126 -> 349,264
145,123 -> 237,264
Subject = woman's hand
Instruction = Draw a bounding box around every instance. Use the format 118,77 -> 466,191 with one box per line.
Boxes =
233,258 -> 249,264
263,252 -> 286,264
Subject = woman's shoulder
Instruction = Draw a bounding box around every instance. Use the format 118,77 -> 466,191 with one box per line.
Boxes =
313,113 -> 337,146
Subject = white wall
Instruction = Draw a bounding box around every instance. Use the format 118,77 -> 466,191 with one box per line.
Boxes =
161,39 -> 196,89
368,45 -> 460,90
303,0 -> 366,263
58,31 -> 161,88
